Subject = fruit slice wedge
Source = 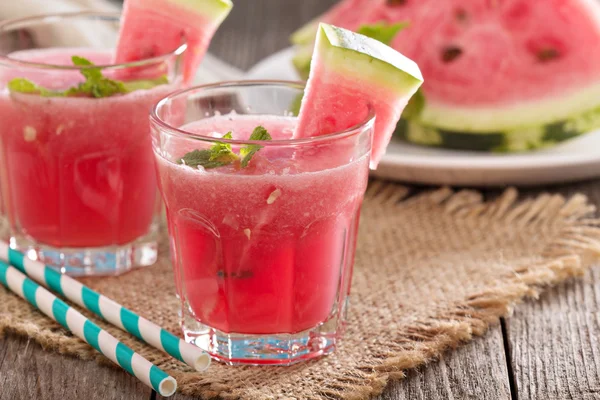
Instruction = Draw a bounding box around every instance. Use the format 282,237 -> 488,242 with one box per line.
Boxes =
115,0 -> 232,84
294,23 -> 423,168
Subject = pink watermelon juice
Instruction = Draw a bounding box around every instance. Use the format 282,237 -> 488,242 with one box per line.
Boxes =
0,48 -> 178,246
0,41 -> 181,274
151,82 -> 373,364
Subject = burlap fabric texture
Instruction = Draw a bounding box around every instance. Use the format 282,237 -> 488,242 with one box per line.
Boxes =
1,181 -> 600,399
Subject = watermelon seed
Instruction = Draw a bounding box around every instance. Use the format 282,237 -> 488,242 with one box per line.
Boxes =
386,0 -> 407,6
455,8 -> 468,22
537,48 -> 560,62
442,46 -> 463,63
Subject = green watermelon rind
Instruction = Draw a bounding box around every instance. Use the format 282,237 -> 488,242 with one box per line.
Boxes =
294,41 -> 600,136
417,82 -> 600,133
397,105 -> 600,152
317,24 -> 423,93
169,0 -> 232,21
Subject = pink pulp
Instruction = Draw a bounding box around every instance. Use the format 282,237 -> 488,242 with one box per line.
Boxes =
0,48 -> 178,247
155,115 -> 370,334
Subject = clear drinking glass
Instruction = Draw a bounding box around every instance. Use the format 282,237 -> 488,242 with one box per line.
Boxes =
151,81 -> 373,365
0,12 -> 186,276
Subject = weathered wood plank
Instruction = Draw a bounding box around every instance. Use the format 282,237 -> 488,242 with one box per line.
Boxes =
159,324 -> 511,400
208,0 -> 337,70
507,266 -> 600,400
381,324 -> 512,400
0,334 -> 151,400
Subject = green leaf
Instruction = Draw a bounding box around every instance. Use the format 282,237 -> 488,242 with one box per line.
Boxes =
209,132 -> 238,163
7,78 -> 41,94
72,56 -> 103,81
8,56 -> 168,99
178,127 -> 273,170
178,132 -> 239,169
121,76 -> 169,92
177,149 -> 233,169
240,126 -> 272,168
356,22 -> 409,46
7,78 -> 65,97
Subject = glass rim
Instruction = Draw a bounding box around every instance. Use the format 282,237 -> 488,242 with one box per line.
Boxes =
0,11 -> 187,71
150,80 -> 376,146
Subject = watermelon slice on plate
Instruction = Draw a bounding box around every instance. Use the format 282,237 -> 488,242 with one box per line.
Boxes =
291,0 -> 600,152
115,0 -> 232,84
294,23 -> 423,168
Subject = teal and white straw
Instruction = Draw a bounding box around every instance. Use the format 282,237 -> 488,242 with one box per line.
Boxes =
0,242 -> 210,372
0,260 -> 177,397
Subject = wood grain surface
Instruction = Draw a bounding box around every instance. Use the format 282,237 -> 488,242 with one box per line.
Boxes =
0,334 -> 151,400
2,1 -> 600,399
508,268 -> 600,400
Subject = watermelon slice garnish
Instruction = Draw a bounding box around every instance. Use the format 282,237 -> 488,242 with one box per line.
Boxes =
115,0 -> 232,84
294,23 -> 423,168
291,0 -> 600,152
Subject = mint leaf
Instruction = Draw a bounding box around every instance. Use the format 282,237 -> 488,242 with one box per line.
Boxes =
357,22 -> 409,46
8,56 -> 168,98
72,56 -> 103,81
209,132 -> 238,163
7,78 -> 68,97
7,78 -> 41,94
67,56 -> 127,98
178,149 -> 232,169
240,126 -> 272,168
178,128 -> 272,170
178,132 -> 239,169
121,76 -> 169,92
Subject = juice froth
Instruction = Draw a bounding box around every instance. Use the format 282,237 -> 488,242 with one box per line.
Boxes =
155,115 -> 370,334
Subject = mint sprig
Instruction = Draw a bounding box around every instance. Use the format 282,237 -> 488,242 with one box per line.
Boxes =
7,78 -> 63,97
240,126 -> 272,168
178,127 -> 272,170
178,132 -> 238,169
7,56 -> 168,98
357,22 -> 409,46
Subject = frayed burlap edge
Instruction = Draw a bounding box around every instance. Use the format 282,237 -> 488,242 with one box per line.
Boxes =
320,183 -> 600,400
2,183 -> 600,400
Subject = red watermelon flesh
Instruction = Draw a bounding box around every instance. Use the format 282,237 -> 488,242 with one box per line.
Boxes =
295,24 -> 423,168
388,0 -> 600,107
301,0 -> 600,132
115,0 -> 232,84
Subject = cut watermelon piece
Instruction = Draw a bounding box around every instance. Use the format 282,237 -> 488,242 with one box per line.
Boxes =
396,105 -> 600,152
115,0 -> 232,84
291,0 -> 600,152
295,23 -> 423,168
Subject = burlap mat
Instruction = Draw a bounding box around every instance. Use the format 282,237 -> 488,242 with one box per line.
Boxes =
2,182 -> 600,399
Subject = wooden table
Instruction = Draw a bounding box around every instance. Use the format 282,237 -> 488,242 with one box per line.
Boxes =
2,1 -> 600,399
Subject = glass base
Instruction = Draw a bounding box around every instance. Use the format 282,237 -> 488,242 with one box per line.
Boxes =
10,225 -> 158,277
182,309 -> 343,365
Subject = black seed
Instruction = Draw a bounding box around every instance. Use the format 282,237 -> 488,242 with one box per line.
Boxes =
216,270 -> 254,279
387,0 -> 407,6
537,48 -> 560,62
455,8 -> 468,22
442,46 -> 463,63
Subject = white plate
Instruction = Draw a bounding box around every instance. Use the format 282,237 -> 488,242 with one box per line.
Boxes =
246,48 -> 600,187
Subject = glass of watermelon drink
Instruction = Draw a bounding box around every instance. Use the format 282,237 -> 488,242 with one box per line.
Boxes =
0,12 -> 186,276
151,81 -> 374,365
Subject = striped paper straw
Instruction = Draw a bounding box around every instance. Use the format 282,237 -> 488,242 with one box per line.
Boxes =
0,242 -> 210,372
0,261 -> 177,397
